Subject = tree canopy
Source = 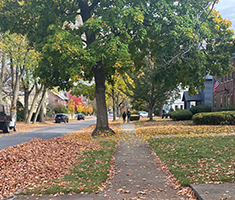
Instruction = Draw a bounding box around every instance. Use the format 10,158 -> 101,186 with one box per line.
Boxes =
1,0 -> 234,135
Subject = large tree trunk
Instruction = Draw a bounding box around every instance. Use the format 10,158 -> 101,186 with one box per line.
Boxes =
112,87 -> 116,121
148,103 -> 154,121
32,87 -> 46,124
80,0 -> 114,136
11,64 -> 25,123
92,61 -> 115,136
23,74 -> 35,122
0,52 -> 6,104
25,85 -> 43,124
23,83 -> 34,122
40,100 -> 45,122
159,101 -> 165,117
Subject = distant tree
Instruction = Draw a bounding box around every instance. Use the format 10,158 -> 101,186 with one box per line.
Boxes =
106,74 -> 129,121
1,0 -> 234,135
124,57 -> 177,120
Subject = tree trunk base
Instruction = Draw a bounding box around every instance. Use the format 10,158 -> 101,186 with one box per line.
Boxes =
92,128 -> 115,137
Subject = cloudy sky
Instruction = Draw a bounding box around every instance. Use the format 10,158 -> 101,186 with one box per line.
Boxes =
215,0 -> 235,30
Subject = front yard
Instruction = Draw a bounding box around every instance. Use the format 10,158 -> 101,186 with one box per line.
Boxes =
135,117 -> 235,186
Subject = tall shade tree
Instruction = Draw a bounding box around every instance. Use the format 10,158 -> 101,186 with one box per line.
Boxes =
105,73 -> 129,121
1,32 -> 29,122
1,0 -> 234,135
123,57 -> 177,120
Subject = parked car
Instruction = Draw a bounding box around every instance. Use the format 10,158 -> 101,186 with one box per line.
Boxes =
0,104 -> 16,133
55,113 -> 69,123
138,111 -> 154,118
76,113 -> 85,120
139,111 -> 148,118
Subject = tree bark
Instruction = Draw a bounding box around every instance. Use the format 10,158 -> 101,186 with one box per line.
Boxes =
0,52 -> 6,104
112,87 -> 116,121
159,101 -> 165,117
32,87 -> 46,124
23,82 -> 35,122
40,100 -> 45,122
148,102 -> 154,121
11,62 -> 25,122
80,0 -> 114,136
92,61 -> 114,136
25,84 -> 43,124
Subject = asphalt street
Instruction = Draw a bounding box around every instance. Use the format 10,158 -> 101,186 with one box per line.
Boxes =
0,118 -> 96,150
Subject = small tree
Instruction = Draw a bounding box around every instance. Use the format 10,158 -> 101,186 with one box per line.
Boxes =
54,105 -> 69,114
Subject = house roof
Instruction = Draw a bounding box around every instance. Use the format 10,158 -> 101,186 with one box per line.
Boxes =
50,91 -> 69,101
182,91 -> 202,101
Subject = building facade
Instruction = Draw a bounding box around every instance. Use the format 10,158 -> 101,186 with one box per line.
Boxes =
182,75 -> 213,109
213,58 -> 235,111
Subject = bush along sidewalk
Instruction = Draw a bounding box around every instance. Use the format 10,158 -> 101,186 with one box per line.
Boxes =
192,111 -> 235,125
18,140 -> 116,196
169,109 -> 193,121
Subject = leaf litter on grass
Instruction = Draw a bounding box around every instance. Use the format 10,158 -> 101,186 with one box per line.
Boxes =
136,124 -> 235,139
0,125 -> 102,199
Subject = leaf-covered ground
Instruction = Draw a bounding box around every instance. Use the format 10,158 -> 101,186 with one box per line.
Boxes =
2,116 -> 235,199
0,123 -> 103,199
135,118 -> 235,139
149,136 -> 235,186
135,117 -> 235,187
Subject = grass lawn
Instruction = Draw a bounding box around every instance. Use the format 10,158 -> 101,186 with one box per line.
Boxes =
149,135 -> 235,186
19,140 -> 116,196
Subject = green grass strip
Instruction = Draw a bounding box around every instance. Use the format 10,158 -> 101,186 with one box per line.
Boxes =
148,136 -> 235,186
20,140 -> 116,195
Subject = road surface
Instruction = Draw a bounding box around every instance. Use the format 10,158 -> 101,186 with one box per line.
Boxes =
0,118 -> 96,149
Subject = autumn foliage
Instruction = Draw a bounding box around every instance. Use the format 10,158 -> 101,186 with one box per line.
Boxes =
67,94 -> 93,114
0,135 -> 101,199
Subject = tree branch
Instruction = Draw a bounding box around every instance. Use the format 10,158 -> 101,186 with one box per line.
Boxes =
165,0 -> 217,66
89,0 -> 100,12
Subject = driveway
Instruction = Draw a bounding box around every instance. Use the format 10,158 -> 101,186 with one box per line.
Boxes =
0,118 -> 96,149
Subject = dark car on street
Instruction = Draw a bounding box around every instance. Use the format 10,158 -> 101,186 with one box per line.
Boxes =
55,113 -> 69,123
77,113 -> 85,120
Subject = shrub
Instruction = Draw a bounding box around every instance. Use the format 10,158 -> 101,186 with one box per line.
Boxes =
218,105 -> 235,111
169,110 -> 193,121
130,114 -> 140,121
192,111 -> 235,125
190,105 -> 211,115
54,105 -> 69,114
17,101 -> 24,122
131,110 -> 140,115
153,108 -> 160,116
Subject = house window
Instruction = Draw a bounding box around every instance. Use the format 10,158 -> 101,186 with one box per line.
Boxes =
231,94 -> 233,105
228,74 -> 231,81
220,95 -> 223,108
55,99 -> 58,102
175,105 -> 178,110
232,72 -> 234,80
224,76 -> 227,82
221,77 -> 223,83
180,105 -> 183,110
224,95 -> 227,107
227,95 -> 230,106
214,96 -> 216,109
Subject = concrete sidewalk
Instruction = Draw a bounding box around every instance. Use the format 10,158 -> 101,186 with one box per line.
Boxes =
190,183 -> 235,200
11,122 -> 235,200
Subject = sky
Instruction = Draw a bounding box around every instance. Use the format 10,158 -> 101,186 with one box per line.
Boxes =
215,0 -> 235,31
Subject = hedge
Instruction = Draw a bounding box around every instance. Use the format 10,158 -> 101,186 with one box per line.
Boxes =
130,114 -> 140,121
218,105 -> 235,111
190,105 -> 211,115
169,109 -> 193,121
192,111 -> 235,125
